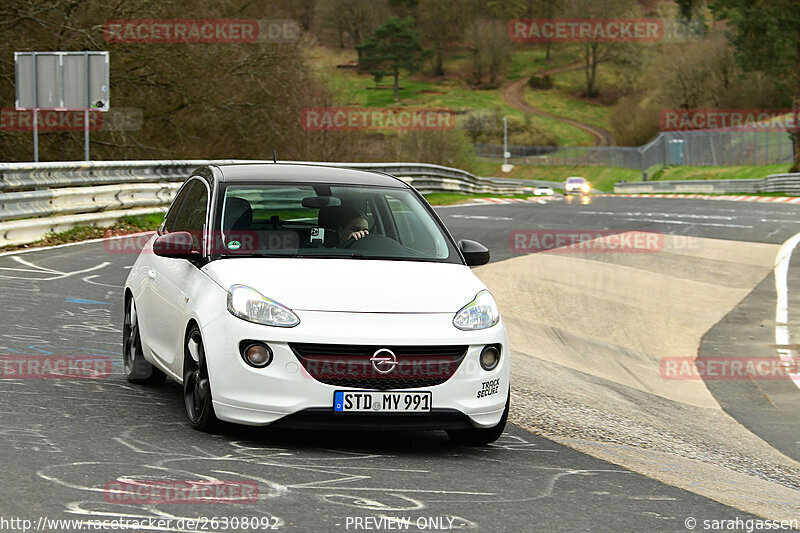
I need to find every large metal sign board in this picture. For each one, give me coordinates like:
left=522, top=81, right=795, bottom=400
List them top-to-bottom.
left=14, top=51, right=110, bottom=161
left=15, top=51, right=109, bottom=111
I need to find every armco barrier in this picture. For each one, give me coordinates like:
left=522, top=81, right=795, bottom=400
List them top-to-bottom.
left=0, top=160, right=537, bottom=247
left=0, top=160, right=530, bottom=194
left=614, top=173, right=800, bottom=194
left=0, top=183, right=181, bottom=222
left=0, top=207, right=167, bottom=247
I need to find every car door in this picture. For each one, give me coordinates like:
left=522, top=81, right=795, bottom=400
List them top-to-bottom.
left=144, top=178, right=211, bottom=374
left=135, top=180, right=191, bottom=364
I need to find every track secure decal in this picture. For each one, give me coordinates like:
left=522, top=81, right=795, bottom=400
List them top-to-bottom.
left=477, top=379, right=500, bottom=398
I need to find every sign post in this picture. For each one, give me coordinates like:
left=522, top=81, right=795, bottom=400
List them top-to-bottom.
left=14, top=51, right=110, bottom=162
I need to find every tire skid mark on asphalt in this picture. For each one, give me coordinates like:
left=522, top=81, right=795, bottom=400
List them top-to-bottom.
left=0, top=207, right=772, bottom=530
left=33, top=421, right=597, bottom=528
left=425, top=468, right=634, bottom=505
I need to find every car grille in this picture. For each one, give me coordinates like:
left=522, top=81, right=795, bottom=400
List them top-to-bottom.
left=289, top=343, right=468, bottom=390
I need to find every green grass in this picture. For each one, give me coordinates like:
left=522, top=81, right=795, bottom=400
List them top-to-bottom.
left=311, top=46, right=596, bottom=146
left=506, top=46, right=581, bottom=80
left=555, top=63, right=626, bottom=97
left=522, top=87, right=610, bottom=131
left=468, top=162, right=796, bottom=192
left=469, top=162, right=640, bottom=192
left=648, top=164, right=790, bottom=181
left=423, top=192, right=531, bottom=205
left=119, top=213, right=166, bottom=229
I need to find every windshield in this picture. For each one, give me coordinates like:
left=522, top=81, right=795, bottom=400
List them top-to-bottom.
left=213, top=182, right=459, bottom=263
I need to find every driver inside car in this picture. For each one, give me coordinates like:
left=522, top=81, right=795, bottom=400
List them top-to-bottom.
left=318, top=205, right=370, bottom=246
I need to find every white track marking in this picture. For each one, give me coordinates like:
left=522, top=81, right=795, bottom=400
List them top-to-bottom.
left=433, top=203, right=488, bottom=209
left=578, top=210, right=736, bottom=220
left=449, top=215, right=513, bottom=221
left=617, top=217, right=752, bottom=228
left=760, top=218, right=800, bottom=224
left=774, top=232, right=800, bottom=390
left=0, top=257, right=110, bottom=281
left=82, top=275, right=124, bottom=288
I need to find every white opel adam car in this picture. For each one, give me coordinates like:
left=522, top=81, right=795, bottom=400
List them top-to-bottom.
left=123, top=164, right=510, bottom=445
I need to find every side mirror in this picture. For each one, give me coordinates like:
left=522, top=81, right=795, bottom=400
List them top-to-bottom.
left=153, top=231, right=198, bottom=258
left=458, top=239, right=490, bottom=266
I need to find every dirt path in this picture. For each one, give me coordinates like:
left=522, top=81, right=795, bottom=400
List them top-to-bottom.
left=500, top=62, right=616, bottom=146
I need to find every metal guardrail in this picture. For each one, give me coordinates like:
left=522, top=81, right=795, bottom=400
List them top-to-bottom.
left=477, top=130, right=795, bottom=169
left=0, top=160, right=537, bottom=247
left=0, top=160, right=526, bottom=193
left=614, top=173, right=800, bottom=194
left=759, top=173, right=800, bottom=194
left=0, top=183, right=180, bottom=222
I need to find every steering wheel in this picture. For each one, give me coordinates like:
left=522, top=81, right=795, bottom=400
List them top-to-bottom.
left=343, top=233, right=373, bottom=248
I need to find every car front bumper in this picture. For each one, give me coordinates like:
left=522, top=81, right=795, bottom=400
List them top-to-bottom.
left=201, top=309, right=511, bottom=430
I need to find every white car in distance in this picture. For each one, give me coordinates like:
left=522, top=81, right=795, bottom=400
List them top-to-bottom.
left=564, top=177, right=590, bottom=194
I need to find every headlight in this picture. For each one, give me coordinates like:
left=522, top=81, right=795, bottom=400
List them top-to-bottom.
left=581, top=183, right=590, bottom=192
left=227, top=284, right=300, bottom=327
left=453, top=290, right=500, bottom=330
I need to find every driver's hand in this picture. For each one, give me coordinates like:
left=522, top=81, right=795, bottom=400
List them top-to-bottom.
left=348, top=230, right=369, bottom=241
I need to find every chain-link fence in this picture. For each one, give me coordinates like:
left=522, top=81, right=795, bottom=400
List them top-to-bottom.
left=476, top=130, right=795, bottom=169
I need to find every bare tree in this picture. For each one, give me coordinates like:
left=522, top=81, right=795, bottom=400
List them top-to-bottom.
left=0, top=0, right=371, bottom=162
left=314, top=0, right=388, bottom=48
left=417, top=0, right=464, bottom=76
left=462, top=0, right=524, bottom=86
left=530, top=0, right=565, bottom=61
left=564, top=0, right=638, bottom=97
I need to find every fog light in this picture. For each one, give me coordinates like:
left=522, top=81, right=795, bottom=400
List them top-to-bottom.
left=241, top=342, right=273, bottom=368
left=480, top=345, right=501, bottom=371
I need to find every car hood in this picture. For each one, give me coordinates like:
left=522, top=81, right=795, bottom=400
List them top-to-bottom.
left=202, top=258, right=486, bottom=313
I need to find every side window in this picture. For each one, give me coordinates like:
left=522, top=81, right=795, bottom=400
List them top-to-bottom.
left=168, top=180, right=209, bottom=252
left=162, top=181, right=194, bottom=232
left=171, top=181, right=208, bottom=233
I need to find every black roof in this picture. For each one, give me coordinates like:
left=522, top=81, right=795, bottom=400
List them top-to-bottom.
left=209, top=163, right=409, bottom=188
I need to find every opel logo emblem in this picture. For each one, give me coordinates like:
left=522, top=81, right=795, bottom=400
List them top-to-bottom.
left=370, top=348, right=397, bottom=374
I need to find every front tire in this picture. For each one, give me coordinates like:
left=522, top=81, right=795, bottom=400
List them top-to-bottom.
left=123, top=296, right=166, bottom=385
left=183, top=325, right=220, bottom=431
left=447, top=393, right=509, bottom=446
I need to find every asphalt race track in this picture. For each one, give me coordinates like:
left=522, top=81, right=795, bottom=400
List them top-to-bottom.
left=0, top=196, right=798, bottom=532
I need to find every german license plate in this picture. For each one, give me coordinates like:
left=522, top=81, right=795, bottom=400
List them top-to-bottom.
left=333, top=391, right=431, bottom=413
